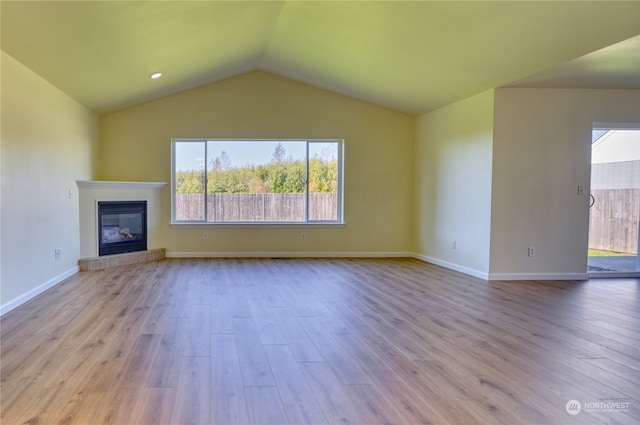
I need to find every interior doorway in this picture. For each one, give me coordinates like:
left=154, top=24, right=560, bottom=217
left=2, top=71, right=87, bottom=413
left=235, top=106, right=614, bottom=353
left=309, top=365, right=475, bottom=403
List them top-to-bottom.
left=588, top=124, right=640, bottom=277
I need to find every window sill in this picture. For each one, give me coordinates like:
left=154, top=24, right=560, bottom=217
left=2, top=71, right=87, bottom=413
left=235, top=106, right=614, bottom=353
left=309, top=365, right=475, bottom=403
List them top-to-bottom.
left=170, top=222, right=345, bottom=228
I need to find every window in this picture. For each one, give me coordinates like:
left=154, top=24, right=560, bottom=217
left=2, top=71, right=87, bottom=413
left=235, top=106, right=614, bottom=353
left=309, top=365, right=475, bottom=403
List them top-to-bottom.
left=172, top=139, right=343, bottom=224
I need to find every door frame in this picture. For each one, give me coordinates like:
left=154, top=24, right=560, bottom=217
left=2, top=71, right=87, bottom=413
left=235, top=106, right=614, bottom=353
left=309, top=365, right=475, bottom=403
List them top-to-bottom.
left=588, top=122, right=640, bottom=278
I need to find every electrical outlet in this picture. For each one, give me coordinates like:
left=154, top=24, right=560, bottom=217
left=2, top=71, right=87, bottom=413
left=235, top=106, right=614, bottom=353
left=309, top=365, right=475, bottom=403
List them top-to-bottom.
left=202, top=232, right=208, bottom=240
left=300, top=232, right=306, bottom=240
left=451, top=240, right=456, bottom=250
left=528, top=246, right=535, bottom=257
left=54, top=248, right=62, bottom=259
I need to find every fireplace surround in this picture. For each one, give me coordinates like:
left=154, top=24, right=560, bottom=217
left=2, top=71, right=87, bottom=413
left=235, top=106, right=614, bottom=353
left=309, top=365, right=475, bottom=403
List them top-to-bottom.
left=77, top=180, right=166, bottom=264
left=98, top=200, right=147, bottom=256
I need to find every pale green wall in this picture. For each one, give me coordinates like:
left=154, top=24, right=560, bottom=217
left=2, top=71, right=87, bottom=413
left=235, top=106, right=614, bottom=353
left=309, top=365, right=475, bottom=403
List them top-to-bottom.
left=0, top=51, right=98, bottom=311
left=99, top=71, right=415, bottom=255
left=490, top=88, right=640, bottom=278
left=414, top=90, right=494, bottom=277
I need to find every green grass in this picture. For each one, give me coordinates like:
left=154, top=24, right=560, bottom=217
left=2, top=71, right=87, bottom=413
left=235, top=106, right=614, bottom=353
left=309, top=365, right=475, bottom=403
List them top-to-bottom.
left=588, top=249, right=634, bottom=257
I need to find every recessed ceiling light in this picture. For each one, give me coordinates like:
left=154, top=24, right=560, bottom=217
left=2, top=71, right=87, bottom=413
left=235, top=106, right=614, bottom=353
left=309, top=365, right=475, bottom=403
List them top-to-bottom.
left=149, top=72, right=162, bottom=79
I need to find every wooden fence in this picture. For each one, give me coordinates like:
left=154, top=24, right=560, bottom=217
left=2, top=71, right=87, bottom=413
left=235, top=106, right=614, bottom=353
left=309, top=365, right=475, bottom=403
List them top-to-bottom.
left=589, top=189, right=640, bottom=254
left=175, top=193, right=337, bottom=222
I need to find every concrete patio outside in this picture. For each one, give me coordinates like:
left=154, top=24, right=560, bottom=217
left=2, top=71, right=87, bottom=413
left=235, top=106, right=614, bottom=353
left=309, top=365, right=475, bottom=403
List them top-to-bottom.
left=588, top=255, right=639, bottom=272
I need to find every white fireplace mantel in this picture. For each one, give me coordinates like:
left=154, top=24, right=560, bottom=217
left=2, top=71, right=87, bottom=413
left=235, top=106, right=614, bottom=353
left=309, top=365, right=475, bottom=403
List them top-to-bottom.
left=77, top=180, right=167, bottom=259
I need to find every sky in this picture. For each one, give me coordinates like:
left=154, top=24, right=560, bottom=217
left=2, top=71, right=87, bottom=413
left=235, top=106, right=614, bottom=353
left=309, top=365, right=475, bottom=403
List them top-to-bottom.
left=174, top=140, right=335, bottom=171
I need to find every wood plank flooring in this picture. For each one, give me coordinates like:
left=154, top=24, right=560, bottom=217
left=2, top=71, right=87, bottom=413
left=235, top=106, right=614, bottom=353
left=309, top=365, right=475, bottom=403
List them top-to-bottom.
left=1, top=258, right=639, bottom=424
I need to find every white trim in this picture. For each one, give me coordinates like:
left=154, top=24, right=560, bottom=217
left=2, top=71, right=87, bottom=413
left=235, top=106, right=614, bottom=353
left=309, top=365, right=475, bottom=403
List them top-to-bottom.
left=171, top=139, right=344, bottom=224
left=76, top=180, right=167, bottom=190
left=169, top=222, right=345, bottom=228
left=166, top=251, right=413, bottom=258
left=168, top=252, right=588, bottom=282
left=411, top=254, right=589, bottom=281
left=412, top=254, right=489, bottom=280
left=0, top=255, right=594, bottom=317
left=0, top=266, right=79, bottom=316
left=488, top=272, right=588, bottom=281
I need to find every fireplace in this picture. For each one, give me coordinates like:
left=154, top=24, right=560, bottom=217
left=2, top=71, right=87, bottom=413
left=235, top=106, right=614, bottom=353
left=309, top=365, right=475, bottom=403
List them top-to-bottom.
left=98, top=200, right=147, bottom=256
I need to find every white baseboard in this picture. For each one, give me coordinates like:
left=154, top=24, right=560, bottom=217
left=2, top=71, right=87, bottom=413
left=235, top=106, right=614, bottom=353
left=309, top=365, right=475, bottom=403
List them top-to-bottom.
left=166, top=251, right=414, bottom=258
left=167, top=251, right=495, bottom=281
left=411, top=254, right=489, bottom=280
left=411, top=254, right=590, bottom=281
left=0, top=256, right=593, bottom=317
left=0, top=266, right=79, bottom=316
left=488, top=272, right=589, bottom=281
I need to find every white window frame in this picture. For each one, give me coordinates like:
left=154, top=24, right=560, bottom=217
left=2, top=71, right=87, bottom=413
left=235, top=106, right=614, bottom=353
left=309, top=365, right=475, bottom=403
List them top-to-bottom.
left=171, top=138, right=344, bottom=225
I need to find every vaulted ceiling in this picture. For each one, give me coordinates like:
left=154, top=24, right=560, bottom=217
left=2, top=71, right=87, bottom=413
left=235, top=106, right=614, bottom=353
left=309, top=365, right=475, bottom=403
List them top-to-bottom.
left=2, top=1, right=640, bottom=116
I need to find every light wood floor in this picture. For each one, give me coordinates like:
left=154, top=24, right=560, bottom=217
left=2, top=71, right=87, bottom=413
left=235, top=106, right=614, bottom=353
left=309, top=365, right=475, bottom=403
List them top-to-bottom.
left=2, top=258, right=639, bottom=425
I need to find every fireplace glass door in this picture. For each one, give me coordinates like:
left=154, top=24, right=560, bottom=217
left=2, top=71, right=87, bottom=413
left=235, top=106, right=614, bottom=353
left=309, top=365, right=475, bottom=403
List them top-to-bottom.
left=98, top=201, right=147, bottom=256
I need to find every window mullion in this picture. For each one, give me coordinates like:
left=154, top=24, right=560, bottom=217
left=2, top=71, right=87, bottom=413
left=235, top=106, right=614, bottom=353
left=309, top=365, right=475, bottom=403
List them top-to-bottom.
left=203, top=141, right=208, bottom=222
left=305, top=141, right=310, bottom=222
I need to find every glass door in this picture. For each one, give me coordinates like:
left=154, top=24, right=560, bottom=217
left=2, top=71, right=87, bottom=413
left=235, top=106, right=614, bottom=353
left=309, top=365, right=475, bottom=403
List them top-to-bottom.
left=588, top=126, right=640, bottom=277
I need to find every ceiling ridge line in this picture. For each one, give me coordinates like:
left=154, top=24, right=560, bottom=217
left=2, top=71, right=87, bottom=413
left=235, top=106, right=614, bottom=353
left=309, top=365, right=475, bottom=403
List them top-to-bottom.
left=257, top=0, right=288, bottom=71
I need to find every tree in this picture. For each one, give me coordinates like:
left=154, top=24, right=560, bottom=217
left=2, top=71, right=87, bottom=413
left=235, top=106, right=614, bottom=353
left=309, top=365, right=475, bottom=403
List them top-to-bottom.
left=272, top=143, right=286, bottom=163
left=183, top=147, right=335, bottom=195
left=210, top=150, right=231, bottom=171
left=309, top=156, right=337, bottom=193
left=175, top=170, right=204, bottom=194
